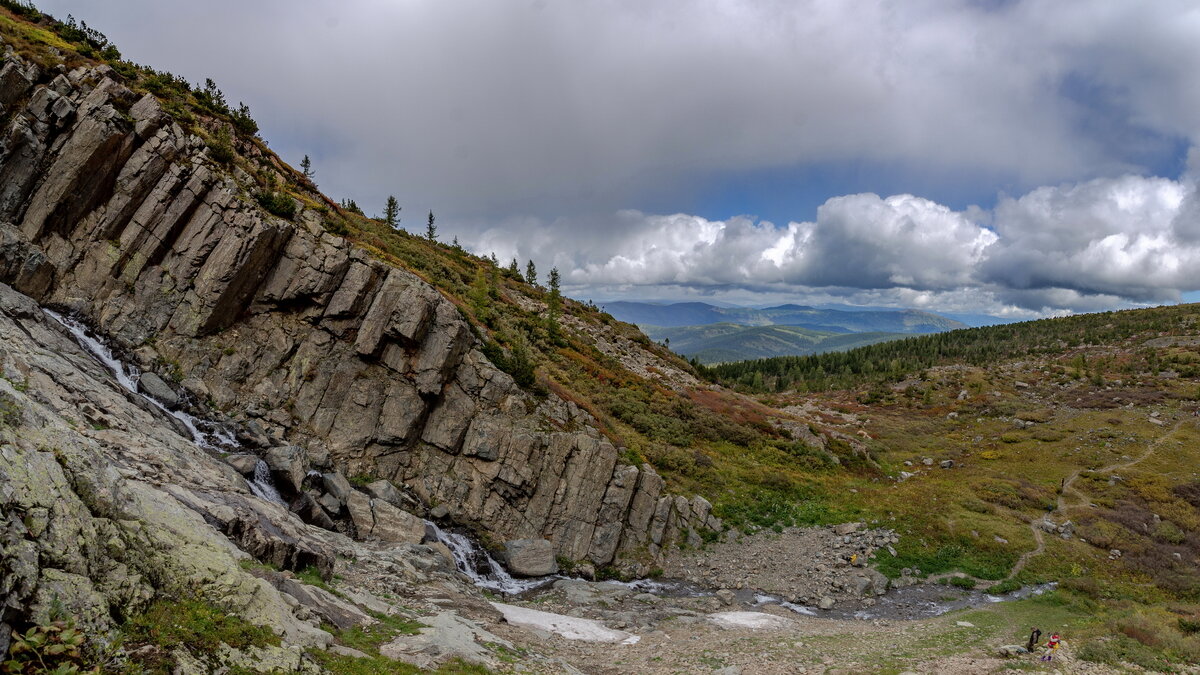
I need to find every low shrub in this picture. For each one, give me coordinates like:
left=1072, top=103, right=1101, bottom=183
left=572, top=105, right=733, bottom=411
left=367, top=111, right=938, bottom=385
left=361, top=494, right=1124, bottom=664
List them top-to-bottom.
left=255, top=190, right=297, bottom=219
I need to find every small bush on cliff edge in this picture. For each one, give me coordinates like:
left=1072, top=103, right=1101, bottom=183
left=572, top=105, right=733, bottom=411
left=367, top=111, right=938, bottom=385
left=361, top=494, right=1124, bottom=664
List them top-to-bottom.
left=255, top=190, right=297, bottom=219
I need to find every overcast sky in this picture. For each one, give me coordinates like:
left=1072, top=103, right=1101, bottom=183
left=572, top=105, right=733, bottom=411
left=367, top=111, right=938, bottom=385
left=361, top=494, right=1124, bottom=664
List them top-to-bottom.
left=37, top=0, right=1200, bottom=317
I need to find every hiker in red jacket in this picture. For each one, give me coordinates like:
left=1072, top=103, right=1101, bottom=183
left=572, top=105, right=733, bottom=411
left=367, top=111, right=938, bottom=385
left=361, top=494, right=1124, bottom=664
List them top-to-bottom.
left=1040, top=633, right=1061, bottom=661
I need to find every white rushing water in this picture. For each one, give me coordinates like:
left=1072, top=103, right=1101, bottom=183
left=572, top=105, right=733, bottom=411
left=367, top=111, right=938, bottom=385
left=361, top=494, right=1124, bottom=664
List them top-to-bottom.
left=43, top=308, right=285, bottom=504
left=45, top=309, right=237, bottom=450
left=248, top=459, right=286, bottom=505
left=426, top=521, right=557, bottom=595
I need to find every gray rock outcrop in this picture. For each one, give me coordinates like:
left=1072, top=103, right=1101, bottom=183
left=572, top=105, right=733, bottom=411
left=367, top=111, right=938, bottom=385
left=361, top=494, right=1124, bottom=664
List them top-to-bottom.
left=0, top=51, right=719, bottom=568
left=503, top=539, right=558, bottom=577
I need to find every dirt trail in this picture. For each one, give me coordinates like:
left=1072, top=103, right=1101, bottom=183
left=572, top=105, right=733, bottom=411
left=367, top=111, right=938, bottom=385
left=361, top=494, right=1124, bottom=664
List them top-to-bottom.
left=1006, top=417, right=1187, bottom=580
left=1058, top=417, right=1185, bottom=511
left=953, top=418, right=1187, bottom=589
left=1004, top=519, right=1045, bottom=583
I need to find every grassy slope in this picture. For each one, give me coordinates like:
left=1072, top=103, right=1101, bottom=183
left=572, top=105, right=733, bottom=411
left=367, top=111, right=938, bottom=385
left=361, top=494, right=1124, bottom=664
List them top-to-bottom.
left=758, top=325, right=1200, bottom=669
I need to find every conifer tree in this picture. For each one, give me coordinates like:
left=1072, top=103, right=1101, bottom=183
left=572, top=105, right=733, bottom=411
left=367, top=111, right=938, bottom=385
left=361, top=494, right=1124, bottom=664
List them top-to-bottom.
left=300, top=155, right=313, bottom=179
left=384, top=196, right=400, bottom=228
left=426, top=210, right=437, bottom=241
left=508, top=258, right=522, bottom=280
left=525, top=260, right=537, bottom=286
left=547, top=267, right=562, bottom=342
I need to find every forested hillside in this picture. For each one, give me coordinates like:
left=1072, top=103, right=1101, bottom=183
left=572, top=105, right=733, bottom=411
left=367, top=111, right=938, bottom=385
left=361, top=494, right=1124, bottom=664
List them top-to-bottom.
left=703, top=304, right=1200, bottom=393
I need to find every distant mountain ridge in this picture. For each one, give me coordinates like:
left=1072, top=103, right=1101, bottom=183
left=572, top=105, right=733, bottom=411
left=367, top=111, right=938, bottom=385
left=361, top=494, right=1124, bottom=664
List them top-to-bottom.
left=602, top=301, right=967, bottom=333
left=603, top=301, right=969, bottom=364
left=640, top=323, right=906, bottom=364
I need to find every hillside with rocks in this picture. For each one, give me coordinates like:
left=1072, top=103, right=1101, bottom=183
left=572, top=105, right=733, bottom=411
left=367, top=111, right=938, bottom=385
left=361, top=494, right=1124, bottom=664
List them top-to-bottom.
left=3, top=5, right=1200, bottom=675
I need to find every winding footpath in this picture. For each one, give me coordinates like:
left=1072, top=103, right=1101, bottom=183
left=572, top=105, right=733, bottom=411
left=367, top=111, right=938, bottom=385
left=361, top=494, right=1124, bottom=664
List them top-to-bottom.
left=967, top=417, right=1188, bottom=589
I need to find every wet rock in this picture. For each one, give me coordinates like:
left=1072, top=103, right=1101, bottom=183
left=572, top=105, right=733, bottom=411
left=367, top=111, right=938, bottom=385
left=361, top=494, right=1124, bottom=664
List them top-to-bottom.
left=137, top=371, right=179, bottom=407
left=264, top=446, right=307, bottom=494
left=225, top=453, right=260, bottom=476
left=503, top=539, right=558, bottom=577
left=715, top=589, right=735, bottom=606
left=818, top=596, right=835, bottom=610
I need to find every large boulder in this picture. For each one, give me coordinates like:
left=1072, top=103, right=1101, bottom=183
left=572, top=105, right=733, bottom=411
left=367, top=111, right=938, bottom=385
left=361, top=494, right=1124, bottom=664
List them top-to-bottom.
left=137, top=371, right=179, bottom=407
left=264, top=446, right=307, bottom=493
left=225, top=453, right=260, bottom=476
left=321, top=471, right=352, bottom=504
left=346, top=491, right=425, bottom=544
left=502, top=539, right=557, bottom=577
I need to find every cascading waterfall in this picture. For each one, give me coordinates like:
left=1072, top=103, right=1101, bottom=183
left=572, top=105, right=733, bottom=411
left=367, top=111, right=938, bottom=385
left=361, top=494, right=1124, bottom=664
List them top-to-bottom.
left=43, top=308, right=285, bottom=504
left=248, top=460, right=286, bottom=505
left=425, top=520, right=557, bottom=594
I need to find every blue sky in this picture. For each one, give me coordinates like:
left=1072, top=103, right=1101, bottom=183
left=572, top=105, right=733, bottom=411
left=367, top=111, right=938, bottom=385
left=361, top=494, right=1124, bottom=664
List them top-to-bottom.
left=36, top=0, right=1200, bottom=318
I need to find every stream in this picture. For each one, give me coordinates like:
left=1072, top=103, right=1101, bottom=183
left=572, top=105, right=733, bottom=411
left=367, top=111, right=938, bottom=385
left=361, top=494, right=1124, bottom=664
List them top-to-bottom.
left=44, top=308, right=284, bottom=504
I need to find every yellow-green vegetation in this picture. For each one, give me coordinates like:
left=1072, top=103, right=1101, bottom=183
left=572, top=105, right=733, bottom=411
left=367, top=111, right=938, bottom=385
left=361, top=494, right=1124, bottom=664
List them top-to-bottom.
left=757, top=320, right=1200, bottom=667
left=121, top=597, right=281, bottom=673
left=307, top=611, right=497, bottom=675
left=325, top=611, right=424, bottom=654
left=308, top=651, right=492, bottom=675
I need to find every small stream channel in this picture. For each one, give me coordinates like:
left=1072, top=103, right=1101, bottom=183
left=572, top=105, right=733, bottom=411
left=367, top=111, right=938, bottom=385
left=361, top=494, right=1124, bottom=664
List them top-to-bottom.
left=43, top=307, right=1056, bottom=622
left=44, top=308, right=284, bottom=505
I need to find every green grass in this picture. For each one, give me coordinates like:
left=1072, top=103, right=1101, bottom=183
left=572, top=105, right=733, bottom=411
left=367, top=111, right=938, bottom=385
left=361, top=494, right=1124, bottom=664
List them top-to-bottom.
left=122, top=597, right=280, bottom=673
left=331, top=611, right=424, bottom=654
left=308, top=652, right=492, bottom=675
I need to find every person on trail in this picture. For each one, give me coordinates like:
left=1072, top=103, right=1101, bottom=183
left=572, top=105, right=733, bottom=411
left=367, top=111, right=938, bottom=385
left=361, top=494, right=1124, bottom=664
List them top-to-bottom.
left=1026, top=627, right=1042, bottom=651
left=1040, top=633, right=1061, bottom=661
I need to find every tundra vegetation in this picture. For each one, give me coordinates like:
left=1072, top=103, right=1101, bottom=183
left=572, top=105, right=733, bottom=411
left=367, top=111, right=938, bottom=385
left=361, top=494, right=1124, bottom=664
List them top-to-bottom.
left=4, top=1, right=1200, bottom=670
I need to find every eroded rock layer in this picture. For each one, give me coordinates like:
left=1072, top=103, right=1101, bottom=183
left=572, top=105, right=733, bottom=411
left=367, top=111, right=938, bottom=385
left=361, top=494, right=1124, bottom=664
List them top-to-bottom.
left=0, top=51, right=715, bottom=568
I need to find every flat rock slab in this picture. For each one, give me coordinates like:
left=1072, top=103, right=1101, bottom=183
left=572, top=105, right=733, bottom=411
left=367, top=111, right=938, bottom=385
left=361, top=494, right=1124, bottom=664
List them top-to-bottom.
left=491, top=602, right=640, bottom=644
left=380, top=611, right=509, bottom=669
left=707, top=611, right=792, bottom=630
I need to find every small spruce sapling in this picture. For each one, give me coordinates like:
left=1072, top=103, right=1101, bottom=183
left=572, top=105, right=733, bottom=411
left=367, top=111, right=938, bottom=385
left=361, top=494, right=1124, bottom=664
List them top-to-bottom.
left=300, top=154, right=314, bottom=180
left=384, top=196, right=400, bottom=228
left=426, top=210, right=437, bottom=241
left=547, top=267, right=562, bottom=342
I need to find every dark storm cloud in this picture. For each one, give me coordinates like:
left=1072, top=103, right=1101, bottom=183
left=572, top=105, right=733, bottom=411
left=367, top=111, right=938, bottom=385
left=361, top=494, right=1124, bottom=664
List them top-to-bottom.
left=35, top=0, right=1200, bottom=313
left=37, top=1, right=1200, bottom=216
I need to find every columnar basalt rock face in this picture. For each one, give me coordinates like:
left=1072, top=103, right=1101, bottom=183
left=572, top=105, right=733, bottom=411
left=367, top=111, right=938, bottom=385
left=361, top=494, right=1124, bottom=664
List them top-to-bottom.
left=0, top=51, right=717, bottom=567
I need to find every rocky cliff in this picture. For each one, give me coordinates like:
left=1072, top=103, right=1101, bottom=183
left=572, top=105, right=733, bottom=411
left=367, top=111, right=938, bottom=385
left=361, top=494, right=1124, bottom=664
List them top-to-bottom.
left=0, top=44, right=718, bottom=573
